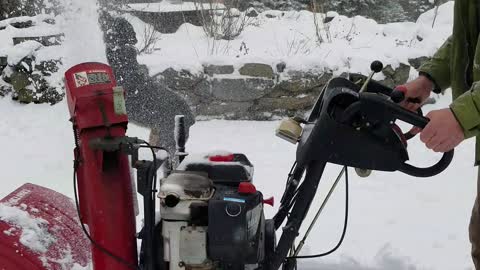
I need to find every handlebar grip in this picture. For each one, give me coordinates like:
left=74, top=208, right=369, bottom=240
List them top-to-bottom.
left=391, top=85, right=407, bottom=103
left=398, top=150, right=454, bottom=177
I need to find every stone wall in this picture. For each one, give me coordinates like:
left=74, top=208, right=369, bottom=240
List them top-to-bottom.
left=154, top=58, right=425, bottom=120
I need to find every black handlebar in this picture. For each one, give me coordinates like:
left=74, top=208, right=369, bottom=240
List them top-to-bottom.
left=358, top=93, right=454, bottom=178
left=399, top=150, right=454, bottom=177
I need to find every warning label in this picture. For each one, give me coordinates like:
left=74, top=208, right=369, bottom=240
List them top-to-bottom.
left=74, top=72, right=89, bottom=87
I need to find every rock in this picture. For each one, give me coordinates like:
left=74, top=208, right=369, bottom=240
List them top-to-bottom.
left=246, top=8, right=259, bottom=17
left=324, top=11, right=338, bottom=23
left=43, top=18, right=55, bottom=25
left=10, top=20, right=33, bottom=29
left=13, top=34, right=64, bottom=46
left=0, top=56, right=6, bottom=70
left=408, top=56, right=431, bottom=69
left=276, top=62, right=286, bottom=73
left=239, top=63, right=274, bottom=78
left=381, top=63, right=410, bottom=87
left=382, top=63, right=410, bottom=87
left=392, top=63, right=410, bottom=85
left=204, top=64, right=235, bottom=76
left=382, top=65, right=395, bottom=78
left=157, top=68, right=205, bottom=94
left=273, top=71, right=332, bottom=93
left=209, top=78, right=274, bottom=102
left=255, top=95, right=316, bottom=111
left=195, top=101, right=254, bottom=119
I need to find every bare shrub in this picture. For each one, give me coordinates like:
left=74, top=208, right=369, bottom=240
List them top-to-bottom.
left=194, top=0, right=254, bottom=40
left=138, top=23, right=161, bottom=54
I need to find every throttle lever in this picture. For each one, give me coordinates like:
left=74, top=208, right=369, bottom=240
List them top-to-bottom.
left=390, top=85, right=424, bottom=140
left=391, top=85, right=422, bottom=104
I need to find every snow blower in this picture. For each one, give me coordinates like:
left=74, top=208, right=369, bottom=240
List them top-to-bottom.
left=0, top=61, right=454, bottom=270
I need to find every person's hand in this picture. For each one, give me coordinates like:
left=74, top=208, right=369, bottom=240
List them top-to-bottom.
left=401, top=75, right=434, bottom=111
left=414, top=108, right=464, bottom=152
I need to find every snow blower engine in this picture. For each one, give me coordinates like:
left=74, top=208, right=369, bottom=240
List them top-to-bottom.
left=0, top=61, right=454, bottom=270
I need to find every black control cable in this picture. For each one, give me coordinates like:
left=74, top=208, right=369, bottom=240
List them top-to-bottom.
left=287, top=166, right=349, bottom=259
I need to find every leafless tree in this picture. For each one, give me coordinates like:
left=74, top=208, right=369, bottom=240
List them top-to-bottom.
left=138, top=23, right=161, bottom=54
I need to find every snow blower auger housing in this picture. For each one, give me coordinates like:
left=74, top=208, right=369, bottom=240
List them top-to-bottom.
left=0, top=61, right=454, bottom=270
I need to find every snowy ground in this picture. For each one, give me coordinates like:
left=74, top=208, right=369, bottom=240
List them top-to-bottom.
left=0, top=91, right=477, bottom=270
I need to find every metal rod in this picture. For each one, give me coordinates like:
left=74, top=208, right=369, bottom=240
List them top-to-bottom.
left=359, top=72, right=375, bottom=93
left=293, top=167, right=346, bottom=256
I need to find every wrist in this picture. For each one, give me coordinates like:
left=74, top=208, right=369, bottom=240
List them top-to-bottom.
left=418, top=72, right=441, bottom=94
left=417, top=75, right=434, bottom=94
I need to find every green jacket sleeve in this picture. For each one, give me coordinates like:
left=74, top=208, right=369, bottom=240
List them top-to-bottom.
left=418, top=36, right=453, bottom=93
left=450, top=82, right=480, bottom=139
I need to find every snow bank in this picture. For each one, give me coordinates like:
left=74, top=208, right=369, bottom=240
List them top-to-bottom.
left=55, top=0, right=107, bottom=68
left=129, top=1, right=454, bottom=76
left=6, top=40, right=43, bottom=66
left=0, top=203, right=56, bottom=253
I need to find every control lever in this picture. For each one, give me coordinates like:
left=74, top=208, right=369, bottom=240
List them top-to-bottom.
left=356, top=60, right=383, bottom=177
left=359, top=60, right=383, bottom=93
left=390, top=85, right=424, bottom=140
left=391, top=85, right=422, bottom=104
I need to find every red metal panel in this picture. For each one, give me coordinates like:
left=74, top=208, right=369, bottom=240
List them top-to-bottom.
left=0, top=183, right=91, bottom=270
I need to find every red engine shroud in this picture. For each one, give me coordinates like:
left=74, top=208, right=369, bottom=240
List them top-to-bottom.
left=0, top=184, right=90, bottom=270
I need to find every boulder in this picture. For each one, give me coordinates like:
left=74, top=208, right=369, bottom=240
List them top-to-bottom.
left=246, top=7, right=259, bottom=17
left=10, top=20, right=33, bottom=28
left=13, top=34, right=64, bottom=46
left=0, top=56, right=6, bottom=70
left=408, top=56, right=431, bottom=70
left=276, top=62, right=286, bottom=73
left=239, top=63, right=274, bottom=78
left=380, top=63, right=410, bottom=87
left=204, top=64, right=235, bottom=76
left=272, top=71, right=332, bottom=94
left=209, top=77, right=274, bottom=102
left=255, top=95, right=316, bottom=111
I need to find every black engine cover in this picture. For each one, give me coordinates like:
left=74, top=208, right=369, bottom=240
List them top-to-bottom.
left=208, top=185, right=265, bottom=264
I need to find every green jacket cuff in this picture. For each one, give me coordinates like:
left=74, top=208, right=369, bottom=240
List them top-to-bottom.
left=418, top=64, right=450, bottom=93
left=450, top=91, right=480, bottom=139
